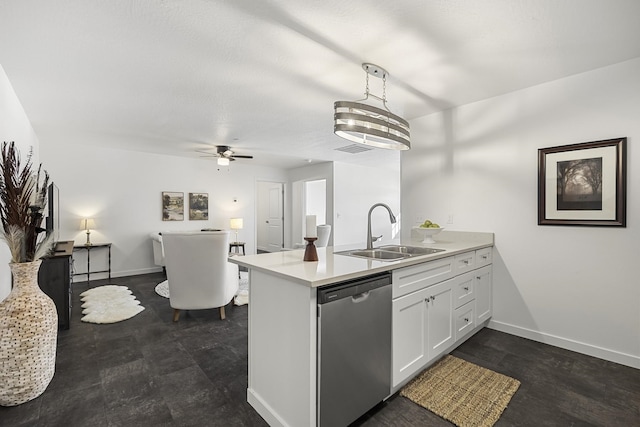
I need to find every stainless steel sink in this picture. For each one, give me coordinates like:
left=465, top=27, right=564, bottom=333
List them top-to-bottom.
left=335, top=245, right=445, bottom=262
left=378, top=245, right=445, bottom=255
left=346, top=249, right=408, bottom=260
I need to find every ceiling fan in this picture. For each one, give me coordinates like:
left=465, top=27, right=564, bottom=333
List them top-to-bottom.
left=197, top=145, right=254, bottom=165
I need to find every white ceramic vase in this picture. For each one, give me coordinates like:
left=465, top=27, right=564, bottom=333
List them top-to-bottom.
left=0, top=260, right=58, bottom=406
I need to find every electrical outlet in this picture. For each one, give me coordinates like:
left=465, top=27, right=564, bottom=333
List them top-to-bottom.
left=447, top=214, right=454, bottom=224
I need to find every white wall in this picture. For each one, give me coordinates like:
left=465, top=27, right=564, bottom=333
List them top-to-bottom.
left=402, top=58, right=640, bottom=368
left=0, top=65, right=41, bottom=301
left=40, top=141, right=287, bottom=278
left=333, top=161, right=401, bottom=247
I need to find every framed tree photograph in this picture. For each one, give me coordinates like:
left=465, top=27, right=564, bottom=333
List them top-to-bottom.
left=538, top=137, right=626, bottom=227
left=162, top=192, right=184, bottom=221
left=189, top=192, right=209, bottom=220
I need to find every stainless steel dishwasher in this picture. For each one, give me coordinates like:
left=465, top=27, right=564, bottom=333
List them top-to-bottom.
left=317, top=272, right=392, bottom=427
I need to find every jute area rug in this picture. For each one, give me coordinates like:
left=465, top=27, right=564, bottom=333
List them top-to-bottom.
left=80, top=285, right=145, bottom=324
left=401, top=355, right=520, bottom=427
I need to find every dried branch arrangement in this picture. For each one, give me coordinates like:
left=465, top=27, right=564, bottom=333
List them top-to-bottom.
left=0, top=141, right=54, bottom=263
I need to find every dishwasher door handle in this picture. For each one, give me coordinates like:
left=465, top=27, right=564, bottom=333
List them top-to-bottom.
left=351, top=292, right=370, bottom=303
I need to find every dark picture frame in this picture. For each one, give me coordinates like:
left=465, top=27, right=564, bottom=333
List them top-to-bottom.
left=538, top=137, right=626, bottom=227
left=162, top=192, right=184, bottom=221
left=189, top=192, right=209, bottom=220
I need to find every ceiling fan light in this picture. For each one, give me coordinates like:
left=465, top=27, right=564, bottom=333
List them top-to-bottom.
left=217, top=157, right=230, bottom=166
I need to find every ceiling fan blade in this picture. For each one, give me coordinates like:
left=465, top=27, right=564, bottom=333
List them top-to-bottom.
left=195, top=149, right=218, bottom=157
left=231, top=155, right=253, bottom=159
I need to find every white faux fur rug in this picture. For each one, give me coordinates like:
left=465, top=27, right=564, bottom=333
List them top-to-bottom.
left=154, top=272, right=249, bottom=306
left=80, top=285, right=145, bottom=324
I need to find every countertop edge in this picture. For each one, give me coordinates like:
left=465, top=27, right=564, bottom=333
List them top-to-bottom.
left=229, top=231, right=494, bottom=288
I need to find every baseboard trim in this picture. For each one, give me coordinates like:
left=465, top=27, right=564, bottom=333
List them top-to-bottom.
left=73, top=267, right=163, bottom=283
left=112, top=267, right=163, bottom=277
left=488, top=320, right=640, bottom=369
left=247, top=388, right=289, bottom=427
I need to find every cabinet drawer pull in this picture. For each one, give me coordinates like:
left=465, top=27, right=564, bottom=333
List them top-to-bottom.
left=482, top=255, right=488, bottom=259
left=462, top=260, right=469, bottom=265
left=476, top=276, right=481, bottom=280
left=463, top=286, right=469, bottom=291
left=464, top=317, right=469, bottom=322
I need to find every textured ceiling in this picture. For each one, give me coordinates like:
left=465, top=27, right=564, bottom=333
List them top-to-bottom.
left=1, top=0, right=640, bottom=169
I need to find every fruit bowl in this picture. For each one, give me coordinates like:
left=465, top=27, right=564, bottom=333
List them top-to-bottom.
left=413, top=226, right=444, bottom=244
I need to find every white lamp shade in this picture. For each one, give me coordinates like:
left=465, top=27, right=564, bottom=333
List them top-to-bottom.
left=218, top=157, right=230, bottom=166
left=81, top=218, right=95, bottom=231
left=230, top=218, right=243, bottom=230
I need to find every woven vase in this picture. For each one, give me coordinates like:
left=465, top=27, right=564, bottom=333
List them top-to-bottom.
left=0, top=260, right=58, bottom=406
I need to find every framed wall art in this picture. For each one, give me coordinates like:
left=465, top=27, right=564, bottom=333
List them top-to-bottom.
left=538, top=137, right=626, bottom=227
left=162, top=192, right=184, bottom=221
left=189, top=192, right=209, bottom=220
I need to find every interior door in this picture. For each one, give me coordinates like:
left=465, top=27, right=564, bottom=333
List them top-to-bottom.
left=257, top=181, right=284, bottom=252
left=266, top=183, right=284, bottom=252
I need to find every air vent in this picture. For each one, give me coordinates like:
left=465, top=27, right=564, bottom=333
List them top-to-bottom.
left=334, top=144, right=373, bottom=154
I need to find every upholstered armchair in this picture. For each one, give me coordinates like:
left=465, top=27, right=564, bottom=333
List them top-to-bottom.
left=162, top=231, right=239, bottom=321
left=150, top=232, right=165, bottom=267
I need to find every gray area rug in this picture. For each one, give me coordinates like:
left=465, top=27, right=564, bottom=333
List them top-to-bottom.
left=155, top=271, right=249, bottom=306
left=80, top=285, right=145, bottom=324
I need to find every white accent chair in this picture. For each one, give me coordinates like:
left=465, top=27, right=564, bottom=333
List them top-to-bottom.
left=162, top=231, right=239, bottom=322
left=150, top=232, right=165, bottom=267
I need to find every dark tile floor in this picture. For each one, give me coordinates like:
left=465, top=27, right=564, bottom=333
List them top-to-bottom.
left=1, top=272, right=638, bottom=426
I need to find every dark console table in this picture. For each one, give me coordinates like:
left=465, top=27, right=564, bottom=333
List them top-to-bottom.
left=38, top=241, right=74, bottom=330
left=73, top=242, right=112, bottom=286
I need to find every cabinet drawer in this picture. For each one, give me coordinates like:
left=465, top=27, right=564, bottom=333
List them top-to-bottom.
left=476, top=247, right=492, bottom=268
left=453, top=251, right=476, bottom=275
left=392, top=256, right=454, bottom=298
left=452, top=272, right=474, bottom=309
left=454, top=301, right=475, bottom=341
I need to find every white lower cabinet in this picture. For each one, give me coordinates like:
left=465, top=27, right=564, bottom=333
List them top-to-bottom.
left=392, top=249, right=493, bottom=388
left=475, top=265, right=493, bottom=324
left=392, top=280, right=453, bottom=387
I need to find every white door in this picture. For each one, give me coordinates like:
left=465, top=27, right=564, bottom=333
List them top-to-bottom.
left=257, top=181, right=284, bottom=252
left=267, top=183, right=284, bottom=252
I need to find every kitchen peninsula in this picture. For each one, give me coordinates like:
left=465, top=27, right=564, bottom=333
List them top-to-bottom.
left=229, top=230, right=494, bottom=427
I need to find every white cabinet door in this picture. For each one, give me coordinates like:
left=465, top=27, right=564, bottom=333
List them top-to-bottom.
left=475, top=265, right=493, bottom=324
left=451, top=271, right=474, bottom=309
left=425, top=280, right=454, bottom=359
left=392, top=288, right=429, bottom=387
left=454, top=301, right=475, bottom=341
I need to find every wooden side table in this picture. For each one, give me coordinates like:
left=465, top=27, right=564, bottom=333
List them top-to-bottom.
left=229, top=242, right=245, bottom=255
left=73, top=243, right=112, bottom=286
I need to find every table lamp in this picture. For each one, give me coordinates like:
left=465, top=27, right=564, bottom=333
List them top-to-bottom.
left=230, top=217, right=243, bottom=243
left=81, top=218, right=95, bottom=246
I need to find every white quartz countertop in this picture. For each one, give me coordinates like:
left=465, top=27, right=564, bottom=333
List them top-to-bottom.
left=228, top=231, right=494, bottom=288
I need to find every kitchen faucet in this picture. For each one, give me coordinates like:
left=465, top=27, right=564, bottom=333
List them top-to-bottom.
left=367, top=203, right=397, bottom=250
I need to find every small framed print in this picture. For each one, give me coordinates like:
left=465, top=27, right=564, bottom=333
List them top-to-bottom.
left=538, top=137, right=626, bottom=227
left=162, top=192, right=184, bottom=221
left=189, top=192, right=209, bottom=220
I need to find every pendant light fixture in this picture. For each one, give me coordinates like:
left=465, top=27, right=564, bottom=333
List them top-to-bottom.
left=334, top=63, right=410, bottom=150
